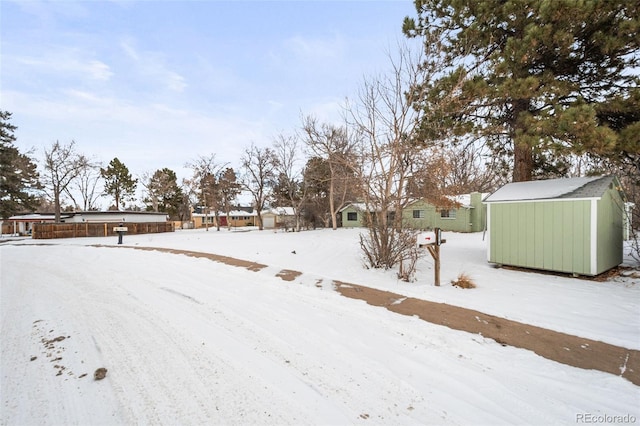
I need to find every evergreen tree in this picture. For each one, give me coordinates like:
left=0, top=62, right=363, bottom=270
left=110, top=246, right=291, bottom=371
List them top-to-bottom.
left=403, top=0, right=639, bottom=182
left=0, top=111, right=41, bottom=218
left=301, top=157, right=332, bottom=228
left=101, top=158, right=137, bottom=210
left=218, top=167, right=241, bottom=230
left=144, top=168, right=183, bottom=219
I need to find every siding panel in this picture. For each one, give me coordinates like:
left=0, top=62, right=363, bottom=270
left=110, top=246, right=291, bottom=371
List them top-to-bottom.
left=534, top=202, right=545, bottom=267
left=550, top=203, right=563, bottom=271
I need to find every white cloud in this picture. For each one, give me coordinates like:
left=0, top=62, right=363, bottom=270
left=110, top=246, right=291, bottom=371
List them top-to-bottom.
left=284, top=33, right=345, bottom=62
left=119, top=38, right=187, bottom=93
left=119, top=39, right=140, bottom=62
left=13, top=53, right=113, bottom=81
left=86, top=60, right=113, bottom=81
left=4, top=88, right=272, bottom=181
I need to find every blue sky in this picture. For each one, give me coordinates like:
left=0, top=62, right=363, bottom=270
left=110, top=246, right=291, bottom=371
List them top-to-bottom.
left=1, top=0, right=417, bottom=192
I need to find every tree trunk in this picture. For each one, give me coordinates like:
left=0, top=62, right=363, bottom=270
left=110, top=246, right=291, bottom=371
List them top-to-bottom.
left=513, top=142, right=533, bottom=182
left=329, top=178, right=337, bottom=230
left=54, top=189, right=61, bottom=223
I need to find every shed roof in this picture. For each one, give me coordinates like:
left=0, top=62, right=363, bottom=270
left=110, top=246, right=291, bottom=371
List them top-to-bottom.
left=484, top=176, right=616, bottom=203
left=264, top=207, right=296, bottom=216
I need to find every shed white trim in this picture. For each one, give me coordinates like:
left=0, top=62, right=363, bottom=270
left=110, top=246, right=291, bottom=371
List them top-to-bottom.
left=484, top=197, right=600, bottom=205
left=590, top=199, right=598, bottom=276
left=486, top=204, right=491, bottom=262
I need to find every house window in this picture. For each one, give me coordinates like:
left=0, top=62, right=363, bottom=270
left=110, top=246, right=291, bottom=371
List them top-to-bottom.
left=440, top=209, right=456, bottom=219
left=413, top=210, right=425, bottom=219
left=347, top=212, right=358, bottom=221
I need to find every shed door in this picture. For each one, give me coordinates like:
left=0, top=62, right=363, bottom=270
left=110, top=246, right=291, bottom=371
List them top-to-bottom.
left=263, top=216, right=275, bottom=228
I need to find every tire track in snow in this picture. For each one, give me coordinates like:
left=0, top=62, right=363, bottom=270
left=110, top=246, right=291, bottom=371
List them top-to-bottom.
left=106, top=244, right=640, bottom=386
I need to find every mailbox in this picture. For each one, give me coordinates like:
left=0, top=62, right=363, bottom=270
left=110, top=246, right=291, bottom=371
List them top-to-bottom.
left=114, top=224, right=128, bottom=244
left=417, top=231, right=437, bottom=247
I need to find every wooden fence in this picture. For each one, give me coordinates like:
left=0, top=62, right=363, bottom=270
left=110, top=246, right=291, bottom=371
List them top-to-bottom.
left=32, top=222, right=174, bottom=239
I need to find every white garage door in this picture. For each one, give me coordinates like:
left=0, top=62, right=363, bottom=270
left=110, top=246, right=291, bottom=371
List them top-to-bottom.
left=263, top=216, right=275, bottom=228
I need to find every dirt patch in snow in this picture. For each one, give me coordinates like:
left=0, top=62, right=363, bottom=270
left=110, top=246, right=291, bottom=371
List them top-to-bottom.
left=94, top=245, right=268, bottom=272
left=111, top=245, right=640, bottom=387
left=275, top=269, right=303, bottom=281
left=334, top=281, right=640, bottom=387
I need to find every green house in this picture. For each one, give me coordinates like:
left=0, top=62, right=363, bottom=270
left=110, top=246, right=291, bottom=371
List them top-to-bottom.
left=484, top=176, right=626, bottom=276
left=402, top=192, right=487, bottom=232
left=339, top=203, right=377, bottom=228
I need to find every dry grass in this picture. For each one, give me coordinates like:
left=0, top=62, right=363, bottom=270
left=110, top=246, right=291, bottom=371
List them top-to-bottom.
left=451, top=273, right=476, bottom=289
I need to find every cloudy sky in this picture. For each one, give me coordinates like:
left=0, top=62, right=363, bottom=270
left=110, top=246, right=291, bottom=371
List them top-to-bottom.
left=1, top=0, right=417, bottom=192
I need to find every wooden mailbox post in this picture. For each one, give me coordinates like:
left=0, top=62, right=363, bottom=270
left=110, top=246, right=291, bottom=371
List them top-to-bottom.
left=113, top=224, right=128, bottom=245
left=418, top=228, right=446, bottom=286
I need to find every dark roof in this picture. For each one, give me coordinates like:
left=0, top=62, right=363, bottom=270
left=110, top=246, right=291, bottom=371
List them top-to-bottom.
left=561, top=176, right=616, bottom=199
left=73, top=211, right=167, bottom=215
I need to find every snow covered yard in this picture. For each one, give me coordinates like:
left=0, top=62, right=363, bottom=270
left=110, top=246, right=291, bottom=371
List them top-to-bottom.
left=1, top=228, right=639, bottom=425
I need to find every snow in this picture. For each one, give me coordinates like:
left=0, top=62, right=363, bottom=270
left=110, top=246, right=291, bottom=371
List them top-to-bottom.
left=484, top=176, right=602, bottom=202
left=445, top=193, right=489, bottom=207
left=266, top=207, right=296, bottom=216
left=2, top=228, right=639, bottom=425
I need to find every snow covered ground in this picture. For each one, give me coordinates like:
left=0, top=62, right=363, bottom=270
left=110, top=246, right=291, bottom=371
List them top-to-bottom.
left=1, top=228, right=639, bottom=425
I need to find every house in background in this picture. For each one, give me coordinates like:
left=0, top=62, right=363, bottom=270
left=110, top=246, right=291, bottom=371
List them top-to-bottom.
left=484, top=175, right=626, bottom=276
left=403, top=192, right=487, bottom=232
left=339, top=193, right=486, bottom=232
left=339, top=203, right=373, bottom=228
left=191, top=206, right=257, bottom=228
left=261, top=207, right=296, bottom=229
left=223, top=209, right=257, bottom=227
left=3, top=211, right=168, bottom=236
left=62, top=211, right=168, bottom=223
left=2, top=213, right=61, bottom=235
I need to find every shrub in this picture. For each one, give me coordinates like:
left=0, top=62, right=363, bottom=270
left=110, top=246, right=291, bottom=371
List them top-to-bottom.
left=451, top=273, right=476, bottom=289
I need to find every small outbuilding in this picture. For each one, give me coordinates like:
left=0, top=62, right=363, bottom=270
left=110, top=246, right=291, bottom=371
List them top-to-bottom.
left=484, top=176, right=626, bottom=276
left=261, top=207, right=296, bottom=229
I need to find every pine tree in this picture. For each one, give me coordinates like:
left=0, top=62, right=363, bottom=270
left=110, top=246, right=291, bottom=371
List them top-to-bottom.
left=403, top=0, right=639, bottom=182
left=0, top=111, right=41, bottom=218
left=101, top=158, right=137, bottom=210
left=218, top=167, right=241, bottom=230
left=145, top=168, right=183, bottom=219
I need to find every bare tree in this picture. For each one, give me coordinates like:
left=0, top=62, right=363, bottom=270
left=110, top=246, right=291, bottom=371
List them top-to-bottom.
left=347, top=40, right=473, bottom=280
left=346, top=44, right=429, bottom=277
left=302, top=116, right=358, bottom=230
left=273, top=133, right=308, bottom=231
left=42, top=140, right=87, bottom=222
left=407, top=142, right=503, bottom=200
left=240, top=143, right=277, bottom=230
left=186, top=155, right=227, bottom=231
left=64, top=157, right=103, bottom=211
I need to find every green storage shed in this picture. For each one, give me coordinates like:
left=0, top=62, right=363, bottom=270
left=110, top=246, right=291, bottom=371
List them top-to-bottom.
left=484, top=176, right=626, bottom=276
